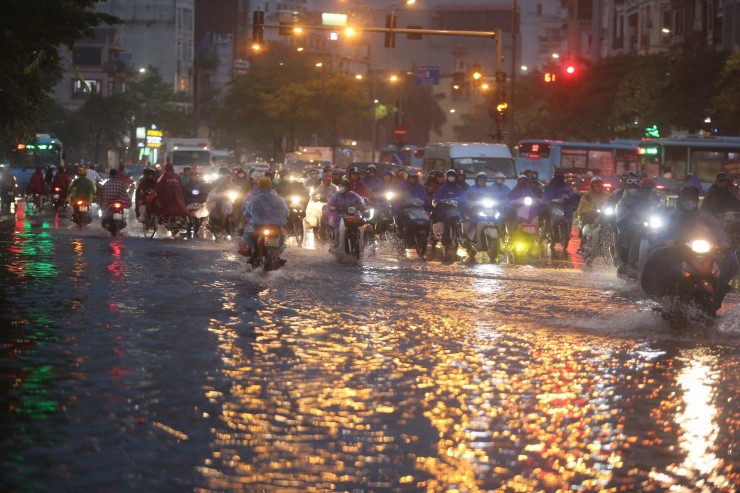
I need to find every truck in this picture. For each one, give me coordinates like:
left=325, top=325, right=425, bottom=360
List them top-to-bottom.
left=162, top=138, right=212, bottom=173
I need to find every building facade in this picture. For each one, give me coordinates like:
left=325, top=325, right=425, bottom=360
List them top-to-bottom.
left=96, top=0, right=195, bottom=99
left=53, top=28, right=133, bottom=111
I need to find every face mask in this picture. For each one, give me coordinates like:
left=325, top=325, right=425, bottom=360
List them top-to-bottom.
left=447, top=176, right=456, bottom=183
left=495, top=179, right=504, bottom=184
left=338, top=186, right=348, bottom=193
left=626, top=188, right=638, bottom=197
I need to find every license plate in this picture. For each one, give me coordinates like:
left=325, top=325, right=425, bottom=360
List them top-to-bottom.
left=53, top=194, right=60, bottom=199
left=79, top=206, right=88, bottom=212
left=113, top=213, right=123, bottom=220
left=264, top=236, right=279, bottom=247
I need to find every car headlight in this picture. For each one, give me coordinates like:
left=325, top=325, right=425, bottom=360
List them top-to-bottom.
left=227, top=191, right=238, bottom=202
left=385, top=192, right=395, bottom=201
left=291, top=195, right=300, bottom=205
left=524, top=197, right=533, bottom=206
left=480, top=199, right=495, bottom=208
left=603, top=206, right=614, bottom=216
left=648, top=216, right=663, bottom=229
left=690, top=239, right=711, bottom=254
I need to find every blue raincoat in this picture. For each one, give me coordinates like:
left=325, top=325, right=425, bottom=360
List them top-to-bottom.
left=433, top=182, right=465, bottom=202
left=459, top=184, right=496, bottom=221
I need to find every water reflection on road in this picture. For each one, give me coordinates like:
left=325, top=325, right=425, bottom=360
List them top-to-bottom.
left=0, top=204, right=738, bottom=492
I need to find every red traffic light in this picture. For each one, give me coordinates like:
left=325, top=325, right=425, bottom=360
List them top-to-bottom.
left=565, top=65, right=576, bottom=75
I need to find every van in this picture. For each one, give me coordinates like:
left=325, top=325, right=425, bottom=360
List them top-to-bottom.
left=422, top=142, right=517, bottom=187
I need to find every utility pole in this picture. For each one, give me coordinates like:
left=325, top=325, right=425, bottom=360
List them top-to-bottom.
left=508, top=0, right=518, bottom=149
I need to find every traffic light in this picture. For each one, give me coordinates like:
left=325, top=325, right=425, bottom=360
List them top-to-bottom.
left=252, top=10, right=265, bottom=44
left=384, top=13, right=396, bottom=48
left=471, top=64, right=482, bottom=88
left=565, top=64, right=576, bottom=75
left=544, top=72, right=556, bottom=83
left=492, top=92, right=508, bottom=123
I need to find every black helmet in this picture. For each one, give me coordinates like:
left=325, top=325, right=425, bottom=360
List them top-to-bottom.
left=349, top=166, right=361, bottom=175
left=109, top=168, right=118, bottom=178
left=144, top=168, right=155, bottom=176
left=553, top=168, right=565, bottom=178
left=434, top=170, right=444, bottom=177
left=716, top=172, right=728, bottom=182
left=339, top=178, right=351, bottom=189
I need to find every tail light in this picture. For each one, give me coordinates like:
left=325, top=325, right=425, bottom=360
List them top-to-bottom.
left=54, top=187, right=60, bottom=192
left=77, top=200, right=84, bottom=205
left=113, top=202, right=122, bottom=209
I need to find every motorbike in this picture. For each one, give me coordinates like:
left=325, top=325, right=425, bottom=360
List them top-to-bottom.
left=50, top=187, right=66, bottom=210
left=185, top=188, right=208, bottom=238
left=207, top=189, right=238, bottom=240
left=306, top=191, right=333, bottom=242
left=369, top=191, right=397, bottom=239
left=26, top=193, right=44, bottom=213
left=141, top=194, right=158, bottom=238
left=286, top=194, right=307, bottom=247
left=507, top=196, right=541, bottom=258
left=543, top=196, right=576, bottom=251
left=393, top=197, right=430, bottom=258
left=463, top=198, right=504, bottom=262
left=71, top=199, right=93, bottom=228
left=431, top=199, right=461, bottom=261
left=102, top=202, right=127, bottom=236
left=336, top=206, right=369, bottom=260
left=581, top=206, right=617, bottom=267
left=618, top=209, right=667, bottom=281
left=249, top=224, right=284, bottom=272
left=642, top=239, right=721, bottom=319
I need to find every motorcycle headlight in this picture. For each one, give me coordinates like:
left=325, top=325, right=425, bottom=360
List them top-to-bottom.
left=289, top=175, right=299, bottom=182
left=192, top=189, right=200, bottom=196
left=227, top=191, right=238, bottom=202
left=385, top=192, right=395, bottom=201
left=291, top=195, right=300, bottom=206
left=524, top=197, right=533, bottom=206
left=480, top=199, right=495, bottom=208
left=348, top=206, right=357, bottom=214
left=603, top=206, right=614, bottom=216
left=367, top=208, right=375, bottom=220
left=478, top=211, right=486, bottom=217
left=495, top=212, right=500, bottom=219
left=648, top=216, right=663, bottom=229
left=263, top=228, right=272, bottom=236
left=690, top=239, right=711, bottom=254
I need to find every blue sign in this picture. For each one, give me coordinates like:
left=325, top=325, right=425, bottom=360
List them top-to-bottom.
left=415, top=66, right=439, bottom=86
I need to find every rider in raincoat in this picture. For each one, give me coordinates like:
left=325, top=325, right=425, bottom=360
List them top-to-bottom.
left=243, top=177, right=290, bottom=253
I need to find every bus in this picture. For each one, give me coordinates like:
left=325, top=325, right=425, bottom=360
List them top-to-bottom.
left=9, top=134, right=64, bottom=170
left=633, top=135, right=740, bottom=187
left=515, top=140, right=639, bottom=180
left=422, top=142, right=517, bottom=187
left=379, top=145, right=424, bottom=169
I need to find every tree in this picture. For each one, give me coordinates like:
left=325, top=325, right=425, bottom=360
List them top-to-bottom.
left=0, top=1, right=117, bottom=156
left=711, top=51, right=740, bottom=134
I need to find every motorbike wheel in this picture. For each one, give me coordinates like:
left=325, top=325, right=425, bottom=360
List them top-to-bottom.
left=293, top=217, right=304, bottom=247
left=560, top=222, right=571, bottom=251
left=347, top=229, right=361, bottom=259
left=415, top=230, right=428, bottom=258
left=485, top=234, right=500, bottom=262
left=264, top=246, right=278, bottom=272
left=693, top=291, right=717, bottom=318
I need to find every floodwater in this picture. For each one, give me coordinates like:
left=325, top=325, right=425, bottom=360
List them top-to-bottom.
left=0, top=203, right=738, bottom=492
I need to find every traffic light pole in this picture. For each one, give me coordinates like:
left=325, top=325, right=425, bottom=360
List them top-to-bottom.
left=508, top=0, right=518, bottom=149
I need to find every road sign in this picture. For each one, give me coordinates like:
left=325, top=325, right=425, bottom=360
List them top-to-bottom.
left=415, top=66, right=439, bottom=86
left=393, top=125, right=408, bottom=140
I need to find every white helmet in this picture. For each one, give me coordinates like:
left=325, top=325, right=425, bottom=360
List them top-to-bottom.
left=475, top=172, right=488, bottom=180
left=493, top=172, right=506, bottom=179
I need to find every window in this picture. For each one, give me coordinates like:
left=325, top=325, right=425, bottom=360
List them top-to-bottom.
left=73, top=47, right=102, bottom=66
left=72, top=79, right=101, bottom=97
left=665, top=146, right=688, bottom=180
left=561, top=148, right=588, bottom=170
left=691, top=149, right=726, bottom=183
left=588, top=150, right=616, bottom=175
left=451, top=157, right=516, bottom=178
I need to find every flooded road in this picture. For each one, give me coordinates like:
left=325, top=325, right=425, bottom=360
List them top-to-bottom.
left=1, top=204, right=738, bottom=492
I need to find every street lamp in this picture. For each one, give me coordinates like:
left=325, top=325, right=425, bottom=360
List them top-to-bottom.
left=345, top=27, right=356, bottom=36
left=662, top=28, right=671, bottom=34
left=251, top=43, right=263, bottom=52
left=296, top=47, right=304, bottom=52
left=552, top=53, right=560, bottom=59
left=315, top=62, right=323, bottom=68
left=520, top=65, right=528, bottom=71
left=139, top=67, right=147, bottom=73
left=355, top=74, right=364, bottom=80
left=389, top=74, right=399, bottom=82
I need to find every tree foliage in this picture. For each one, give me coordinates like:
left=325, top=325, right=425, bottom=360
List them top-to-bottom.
left=0, top=0, right=117, bottom=155
left=456, top=51, right=737, bottom=143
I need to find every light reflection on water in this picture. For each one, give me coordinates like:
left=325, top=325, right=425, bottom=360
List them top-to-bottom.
left=0, top=205, right=738, bottom=492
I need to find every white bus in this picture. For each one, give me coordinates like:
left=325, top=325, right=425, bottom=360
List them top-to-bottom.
left=633, top=135, right=740, bottom=188
left=515, top=140, right=639, bottom=180
left=422, top=142, right=517, bottom=187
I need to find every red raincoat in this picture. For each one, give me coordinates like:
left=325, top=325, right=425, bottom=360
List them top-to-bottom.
left=153, top=163, right=188, bottom=217
left=51, top=169, right=72, bottom=195
left=26, top=170, right=47, bottom=195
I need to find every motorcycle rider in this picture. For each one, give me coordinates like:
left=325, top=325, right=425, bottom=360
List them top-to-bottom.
left=152, top=163, right=189, bottom=219
left=51, top=164, right=72, bottom=206
left=362, top=165, right=383, bottom=192
left=26, top=166, right=47, bottom=203
left=44, top=166, right=55, bottom=188
left=68, top=166, right=96, bottom=209
left=0, top=167, right=18, bottom=214
left=348, top=167, right=373, bottom=200
left=135, top=168, right=158, bottom=221
left=331, top=168, right=344, bottom=186
left=543, top=168, right=580, bottom=250
left=96, top=169, right=132, bottom=227
left=305, top=169, right=322, bottom=190
left=456, top=169, right=469, bottom=190
left=425, top=170, right=445, bottom=202
left=433, top=170, right=466, bottom=203
left=526, top=170, right=544, bottom=198
left=312, top=172, right=339, bottom=202
left=399, top=172, right=427, bottom=203
left=458, top=172, right=497, bottom=254
left=490, top=172, right=511, bottom=199
left=702, top=172, right=739, bottom=214
left=576, top=176, right=610, bottom=251
left=243, top=177, right=290, bottom=265
left=614, top=177, right=642, bottom=275
left=327, top=178, right=365, bottom=251
left=641, top=185, right=738, bottom=312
